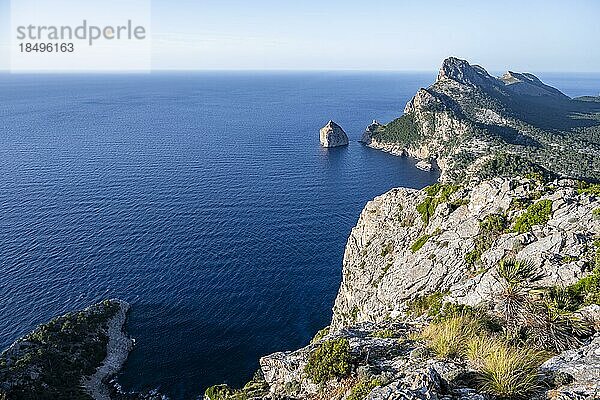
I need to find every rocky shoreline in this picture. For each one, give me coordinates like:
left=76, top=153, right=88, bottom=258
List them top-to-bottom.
left=82, top=300, right=134, bottom=400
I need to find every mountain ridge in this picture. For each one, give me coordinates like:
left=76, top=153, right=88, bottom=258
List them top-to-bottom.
left=362, top=57, right=600, bottom=183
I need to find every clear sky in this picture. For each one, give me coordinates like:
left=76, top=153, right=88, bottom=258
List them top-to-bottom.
left=1, top=0, right=599, bottom=72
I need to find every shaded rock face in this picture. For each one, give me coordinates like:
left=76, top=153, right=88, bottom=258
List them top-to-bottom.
left=363, top=57, right=600, bottom=183
left=320, top=120, right=349, bottom=148
left=360, top=120, right=384, bottom=145
left=331, top=177, right=600, bottom=330
left=541, top=333, right=600, bottom=398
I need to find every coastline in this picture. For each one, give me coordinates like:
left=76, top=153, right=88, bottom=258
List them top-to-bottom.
left=82, top=300, right=134, bottom=400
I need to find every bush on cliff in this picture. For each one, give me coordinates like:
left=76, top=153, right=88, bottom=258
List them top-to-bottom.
left=416, top=184, right=460, bottom=225
left=511, top=199, right=553, bottom=233
left=304, top=338, right=352, bottom=384
left=347, top=378, right=383, bottom=400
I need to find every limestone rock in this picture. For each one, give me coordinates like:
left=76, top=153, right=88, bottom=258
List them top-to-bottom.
left=365, top=57, right=600, bottom=183
left=320, top=120, right=349, bottom=148
left=331, top=177, right=600, bottom=330
left=259, top=322, right=485, bottom=400
left=540, top=334, right=600, bottom=398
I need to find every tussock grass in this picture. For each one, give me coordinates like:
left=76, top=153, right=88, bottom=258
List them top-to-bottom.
left=421, top=315, right=480, bottom=358
left=423, top=317, right=549, bottom=399
left=476, top=341, right=547, bottom=399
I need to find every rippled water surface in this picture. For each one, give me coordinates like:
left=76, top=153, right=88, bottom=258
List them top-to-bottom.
left=1, top=72, right=596, bottom=399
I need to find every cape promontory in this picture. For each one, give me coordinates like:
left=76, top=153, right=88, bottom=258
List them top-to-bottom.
left=361, top=57, right=600, bottom=183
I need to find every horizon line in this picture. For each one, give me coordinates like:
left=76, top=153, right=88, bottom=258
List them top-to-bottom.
left=2, top=68, right=600, bottom=75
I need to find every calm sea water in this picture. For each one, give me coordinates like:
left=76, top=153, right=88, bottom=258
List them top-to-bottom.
left=0, top=72, right=597, bottom=399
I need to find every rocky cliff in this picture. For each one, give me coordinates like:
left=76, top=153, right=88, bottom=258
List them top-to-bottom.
left=361, top=57, right=600, bottom=183
left=331, top=177, right=600, bottom=329
left=251, top=178, right=600, bottom=400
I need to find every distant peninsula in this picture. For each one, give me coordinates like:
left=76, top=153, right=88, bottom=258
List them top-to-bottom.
left=361, top=57, right=600, bottom=183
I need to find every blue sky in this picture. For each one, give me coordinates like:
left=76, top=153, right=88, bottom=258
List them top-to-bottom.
left=1, top=0, right=599, bottom=71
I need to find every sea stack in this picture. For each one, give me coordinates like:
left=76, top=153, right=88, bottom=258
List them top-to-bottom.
left=319, top=120, right=349, bottom=148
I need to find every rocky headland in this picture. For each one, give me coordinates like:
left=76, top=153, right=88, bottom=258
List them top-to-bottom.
left=360, top=57, right=600, bottom=183
left=320, top=121, right=349, bottom=148
left=0, top=300, right=132, bottom=399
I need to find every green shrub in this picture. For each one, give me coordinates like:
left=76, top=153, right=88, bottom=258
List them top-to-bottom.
left=577, top=183, right=600, bottom=196
left=417, top=184, right=460, bottom=225
left=512, top=199, right=553, bottom=233
left=593, top=208, right=600, bottom=220
left=466, top=214, right=509, bottom=268
left=411, top=234, right=432, bottom=253
left=464, top=249, right=482, bottom=267
left=561, top=255, right=579, bottom=263
left=567, top=266, right=600, bottom=306
left=407, top=292, right=444, bottom=317
left=310, top=327, right=330, bottom=344
left=371, top=329, right=396, bottom=338
left=304, top=338, right=352, bottom=383
left=204, top=376, right=269, bottom=400
left=347, top=378, right=383, bottom=400
left=204, top=384, right=236, bottom=400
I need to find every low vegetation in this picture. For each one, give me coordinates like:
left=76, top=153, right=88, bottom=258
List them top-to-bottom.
left=370, top=114, right=421, bottom=145
left=478, top=152, right=551, bottom=181
left=577, top=182, right=600, bottom=196
left=416, top=184, right=461, bottom=225
left=511, top=199, right=553, bottom=233
left=465, top=213, right=508, bottom=268
left=411, top=228, right=442, bottom=253
left=411, top=233, right=432, bottom=253
left=415, top=253, right=600, bottom=399
left=0, top=300, right=120, bottom=400
left=311, top=327, right=330, bottom=344
left=304, top=338, right=352, bottom=384
left=204, top=372, right=269, bottom=400
left=346, top=378, right=383, bottom=400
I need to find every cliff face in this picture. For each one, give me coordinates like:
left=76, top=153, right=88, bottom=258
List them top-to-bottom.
left=362, top=57, right=600, bottom=183
left=255, top=178, right=600, bottom=400
left=331, top=178, right=600, bottom=330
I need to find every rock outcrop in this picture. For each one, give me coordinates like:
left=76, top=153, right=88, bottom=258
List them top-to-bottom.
left=361, top=57, right=600, bottom=182
left=320, top=120, right=349, bottom=148
left=331, top=177, right=600, bottom=329
left=0, top=300, right=132, bottom=399
left=260, top=322, right=487, bottom=400
left=541, top=333, right=600, bottom=398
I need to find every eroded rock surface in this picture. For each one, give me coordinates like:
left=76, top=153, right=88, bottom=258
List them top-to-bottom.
left=320, top=120, right=349, bottom=148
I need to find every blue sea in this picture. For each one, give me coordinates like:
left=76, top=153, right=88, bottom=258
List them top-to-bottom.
left=0, top=72, right=598, bottom=399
